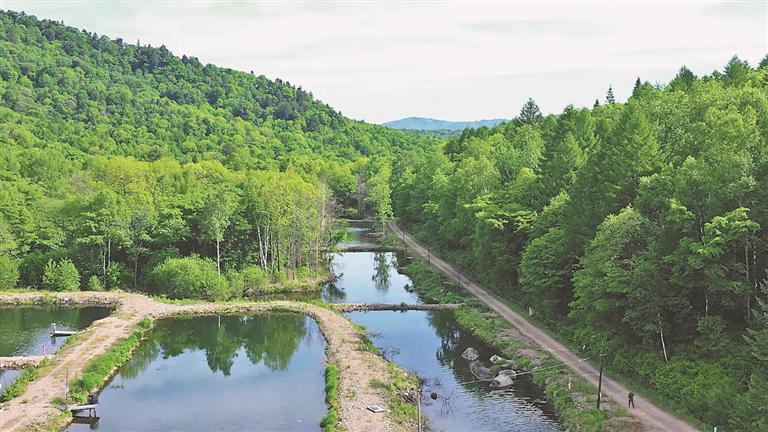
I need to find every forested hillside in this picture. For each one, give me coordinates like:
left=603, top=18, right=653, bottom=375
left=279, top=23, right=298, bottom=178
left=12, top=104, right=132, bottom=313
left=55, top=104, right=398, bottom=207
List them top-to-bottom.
left=0, top=10, right=428, bottom=298
left=392, top=59, right=768, bottom=430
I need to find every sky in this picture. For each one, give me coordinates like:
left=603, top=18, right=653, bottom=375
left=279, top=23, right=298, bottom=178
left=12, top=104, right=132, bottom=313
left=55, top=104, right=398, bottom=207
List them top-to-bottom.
left=2, top=1, right=767, bottom=124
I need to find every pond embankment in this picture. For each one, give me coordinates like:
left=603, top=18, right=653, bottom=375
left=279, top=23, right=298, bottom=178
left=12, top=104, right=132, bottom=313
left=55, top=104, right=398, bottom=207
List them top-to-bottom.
left=0, top=292, right=416, bottom=432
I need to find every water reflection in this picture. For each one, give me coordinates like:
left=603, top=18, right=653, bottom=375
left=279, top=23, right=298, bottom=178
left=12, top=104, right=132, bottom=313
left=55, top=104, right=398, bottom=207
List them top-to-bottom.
left=323, top=252, right=418, bottom=304
left=372, top=252, right=392, bottom=293
left=0, top=306, right=111, bottom=390
left=346, top=310, right=561, bottom=432
left=67, top=314, right=326, bottom=432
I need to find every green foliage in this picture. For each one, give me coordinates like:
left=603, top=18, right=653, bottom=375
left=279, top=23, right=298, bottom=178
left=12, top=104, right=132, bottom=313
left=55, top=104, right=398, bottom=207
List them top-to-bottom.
left=0, top=10, right=434, bottom=300
left=392, top=57, right=768, bottom=430
left=0, top=253, right=19, bottom=289
left=149, top=256, right=229, bottom=300
left=41, top=258, right=80, bottom=291
left=86, top=275, right=104, bottom=291
left=0, top=360, right=46, bottom=402
left=320, top=364, right=340, bottom=431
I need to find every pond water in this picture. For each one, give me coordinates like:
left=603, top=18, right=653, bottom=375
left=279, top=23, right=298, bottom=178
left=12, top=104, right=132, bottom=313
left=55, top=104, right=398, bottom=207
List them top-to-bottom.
left=342, top=219, right=381, bottom=249
left=330, top=221, right=561, bottom=431
left=0, top=306, right=112, bottom=389
left=66, top=313, right=326, bottom=432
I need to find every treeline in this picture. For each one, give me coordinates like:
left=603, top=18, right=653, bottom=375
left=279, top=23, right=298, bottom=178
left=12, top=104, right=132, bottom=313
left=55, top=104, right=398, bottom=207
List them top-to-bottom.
left=0, top=11, right=428, bottom=299
left=392, top=57, right=768, bottom=430
left=1, top=155, right=335, bottom=299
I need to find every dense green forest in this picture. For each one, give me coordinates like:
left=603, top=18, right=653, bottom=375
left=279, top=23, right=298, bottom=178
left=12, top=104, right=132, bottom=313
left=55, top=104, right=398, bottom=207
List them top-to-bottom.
left=0, top=10, right=428, bottom=298
left=392, top=60, right=768, bottom=430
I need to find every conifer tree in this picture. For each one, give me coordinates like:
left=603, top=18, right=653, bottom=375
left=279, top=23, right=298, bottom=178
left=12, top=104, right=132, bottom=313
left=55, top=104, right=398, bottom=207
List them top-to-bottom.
left=632, top=77, right=642, bottom=96
left=605, top=86, right=616, bottom=104
left=519, top=98, right=543, bottom=125
left=593, top=99, right=600, bottom=109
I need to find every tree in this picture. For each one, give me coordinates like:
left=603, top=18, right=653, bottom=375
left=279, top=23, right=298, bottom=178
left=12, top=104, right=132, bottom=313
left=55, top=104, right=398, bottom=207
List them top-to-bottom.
left=759, top=54, right=768, bottom=70
left=723, top=55, right=752, bottom=87
left=669, top=66, right=696, bottom=91
left=632, top=77, right=642, bottom=96
left=605, top=85, right=616, bottom=104
left=518, top=98, right=542, bottom=125
left=593, top=99, right=600, bottom=109
left=366, top=164, right=394, bottom=233
left=201, top=186, right=239, bottom=275
left=0, top=254, right=19, bottom=290
left=42, top=258, right=80, bottom=291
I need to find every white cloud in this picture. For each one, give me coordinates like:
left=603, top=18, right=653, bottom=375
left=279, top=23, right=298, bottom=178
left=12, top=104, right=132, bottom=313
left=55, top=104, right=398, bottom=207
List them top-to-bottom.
left=3, top=1, right=766, bottom=123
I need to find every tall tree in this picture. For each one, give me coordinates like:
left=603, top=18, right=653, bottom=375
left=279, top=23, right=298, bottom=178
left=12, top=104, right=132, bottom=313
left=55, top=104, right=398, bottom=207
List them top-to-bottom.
left=518, top=98, right=543, bottom=125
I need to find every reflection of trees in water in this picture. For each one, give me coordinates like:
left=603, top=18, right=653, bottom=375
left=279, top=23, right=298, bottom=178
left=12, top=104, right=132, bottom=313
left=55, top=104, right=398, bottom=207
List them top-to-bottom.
left=372, top=252, right=392, bottom=293
left=323, top=281, right=347, bottom=302
left=0, top=306, right=110, bottom=356
left=134, top=314, right=309, bottom=376
left=119, top=341, right=162, bottom=380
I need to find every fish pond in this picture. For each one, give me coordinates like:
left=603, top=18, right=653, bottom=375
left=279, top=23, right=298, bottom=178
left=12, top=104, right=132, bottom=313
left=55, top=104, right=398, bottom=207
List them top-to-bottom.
left=0, top=306, right=112, bottom=389
left=66, top=313, right=327, bottom=431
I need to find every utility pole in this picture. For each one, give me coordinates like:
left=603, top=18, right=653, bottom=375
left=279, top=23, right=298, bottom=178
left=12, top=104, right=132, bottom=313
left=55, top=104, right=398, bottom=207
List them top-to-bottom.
left=596, top=343, right=606, bottom=410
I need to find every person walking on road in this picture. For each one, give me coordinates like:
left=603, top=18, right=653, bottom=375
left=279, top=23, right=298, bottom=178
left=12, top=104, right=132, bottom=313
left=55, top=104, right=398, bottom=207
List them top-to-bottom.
left=628, top=391, right=635, bottom=408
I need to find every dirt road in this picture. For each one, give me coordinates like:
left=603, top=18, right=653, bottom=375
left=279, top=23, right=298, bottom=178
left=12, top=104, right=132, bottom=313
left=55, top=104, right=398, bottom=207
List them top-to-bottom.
left=389, top=221, right=699, bottom=432
left=0, top=292, right=409, bottom=432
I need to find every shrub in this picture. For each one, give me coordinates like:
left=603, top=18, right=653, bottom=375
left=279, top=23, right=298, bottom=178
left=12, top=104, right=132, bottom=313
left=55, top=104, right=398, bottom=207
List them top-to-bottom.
left=0, top=254, right=19, bottom=290
left=150, top=256, right=229, bottom=300
left=42, top=258, right=80, bottom=291
left=240, top=265, right=269, bottom=294
left=86, top=275, right=104, bottom=291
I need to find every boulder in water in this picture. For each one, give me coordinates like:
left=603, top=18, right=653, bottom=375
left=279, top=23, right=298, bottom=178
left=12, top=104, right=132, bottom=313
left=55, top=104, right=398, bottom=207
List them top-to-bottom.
left=462, top=347, right=480, bottom=361
left=469, top=361, right=493, bottom=380
left=497, top=369, right=517, bottom=379
left=490, top=373, right=515, bottom=389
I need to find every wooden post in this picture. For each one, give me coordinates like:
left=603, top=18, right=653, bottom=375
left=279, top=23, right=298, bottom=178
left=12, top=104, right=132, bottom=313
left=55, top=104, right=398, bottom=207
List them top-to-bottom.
left=417, top=384, right=422, bottom=432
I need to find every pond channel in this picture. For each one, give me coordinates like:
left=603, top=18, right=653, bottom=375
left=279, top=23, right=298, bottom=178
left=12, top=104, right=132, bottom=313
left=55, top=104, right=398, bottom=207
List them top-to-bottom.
left=327, top=221, right=562, bottom=431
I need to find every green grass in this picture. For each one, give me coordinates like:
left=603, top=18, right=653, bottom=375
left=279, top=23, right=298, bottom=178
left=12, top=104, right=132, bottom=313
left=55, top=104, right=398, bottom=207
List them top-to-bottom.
left=67, top=317, right=153, bottom=403
left=0, top=358, right=49, bottom=402
left=370, top=363, right=420, bottom=426
left=320, top=364, right=341, bottom=431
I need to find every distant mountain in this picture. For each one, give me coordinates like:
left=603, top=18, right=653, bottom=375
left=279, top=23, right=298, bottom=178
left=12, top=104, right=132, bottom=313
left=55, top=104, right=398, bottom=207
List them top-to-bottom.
left=383, top=117, right=507, bottom=132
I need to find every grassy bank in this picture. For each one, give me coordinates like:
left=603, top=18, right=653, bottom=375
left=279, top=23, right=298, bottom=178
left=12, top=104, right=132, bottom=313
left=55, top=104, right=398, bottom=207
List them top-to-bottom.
left=400, top=260, right=637, bottom=432
left=67, top=316, right=153, bottom=403
left=0, top=359, right=49, bottom=402
left=321, top=364, right=341, bottom=431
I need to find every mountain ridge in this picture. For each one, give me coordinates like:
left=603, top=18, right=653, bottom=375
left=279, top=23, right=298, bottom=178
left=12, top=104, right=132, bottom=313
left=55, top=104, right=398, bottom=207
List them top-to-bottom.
left=383, top=116, right=507, bottom=131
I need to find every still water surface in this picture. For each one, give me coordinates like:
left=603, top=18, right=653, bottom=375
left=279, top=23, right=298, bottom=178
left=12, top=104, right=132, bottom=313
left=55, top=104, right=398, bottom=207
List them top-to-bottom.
left=330, top=221, right=561, bottom=431
left=0, top=306, right=111, bottom=389
left=66, top=314, right=326, bottom=431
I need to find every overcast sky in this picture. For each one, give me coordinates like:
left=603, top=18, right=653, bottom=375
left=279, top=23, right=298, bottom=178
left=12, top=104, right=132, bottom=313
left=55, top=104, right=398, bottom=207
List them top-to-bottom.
left=3, top=1, right=767, bottom=123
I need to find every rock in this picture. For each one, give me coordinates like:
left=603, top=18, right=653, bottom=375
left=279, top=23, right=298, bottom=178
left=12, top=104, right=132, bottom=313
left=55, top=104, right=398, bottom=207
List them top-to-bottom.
left=462, top=347, right=480, bottom=361
left=490, top=355, right=508, bottom=364
left=469, top=360, right=493, bottom=380
left=497, top=369, right=517, bottom=379
left=490, top=373, right=515, bottom=389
